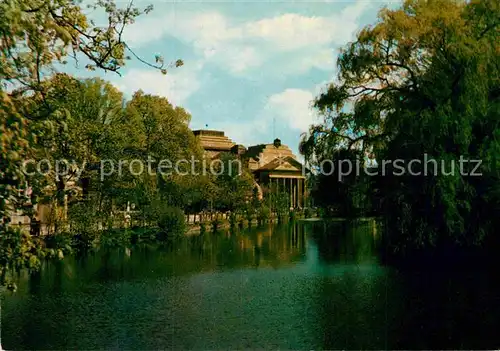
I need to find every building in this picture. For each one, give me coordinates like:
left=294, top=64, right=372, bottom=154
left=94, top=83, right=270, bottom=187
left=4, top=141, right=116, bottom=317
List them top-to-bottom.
left=8, top=130, right=309, bottom=233
left=192, top=130, right=236, bottom=159
left=193, top=130, right=308, bottom=208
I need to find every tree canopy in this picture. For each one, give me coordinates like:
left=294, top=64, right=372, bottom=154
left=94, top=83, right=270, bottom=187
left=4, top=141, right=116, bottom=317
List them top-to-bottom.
left=0, top=0, right=184, bottom=288
left=301, top=0, right=499, bottom=255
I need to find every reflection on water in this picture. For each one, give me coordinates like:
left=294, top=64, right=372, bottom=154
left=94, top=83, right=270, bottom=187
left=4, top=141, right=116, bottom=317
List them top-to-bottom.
left=2, top=221, right=500, bottom=349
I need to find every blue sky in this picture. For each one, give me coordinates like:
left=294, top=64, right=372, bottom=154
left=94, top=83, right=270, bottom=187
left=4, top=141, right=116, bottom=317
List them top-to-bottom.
left=76, top=0, right=400, bottom=157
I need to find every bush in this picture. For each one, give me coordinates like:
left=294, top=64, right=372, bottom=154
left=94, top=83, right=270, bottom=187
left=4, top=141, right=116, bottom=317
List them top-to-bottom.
left=68, top=201, right=99, bottom=233
left=68, top=201, right=100, bottom=251
left=257, top=205, right=271, bottom=224
left=157, top=206, right=186, bottom=241
left=304, top=207, right=313, bottom=218
left=318, top=207, right=328, bottom=218
left=245, top=209, right=254, bottom=224
left=229, top=212, right=237, bottom=228
left=211, top=217, right=222, bottom=232
left=199, top=221, right=208, bottom=235
left=130, top=227, right=157, bottom=244
left=0, top=228, right=44, bottom=290
left=100, top=228, right=131, bottom=248
left=72, top=231, right=99, bottom=252
left=44, top=232, right=73, bottom=257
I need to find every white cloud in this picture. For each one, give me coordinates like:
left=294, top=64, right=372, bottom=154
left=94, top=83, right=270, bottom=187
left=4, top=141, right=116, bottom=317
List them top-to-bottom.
left=124, top=1, right=373, bottom=76
left=111, top=62, right=203, bottom=106
left=212, top=84, right=324, bottom=148
left=186, top=86, right=321, bottom=154
left=265, top=89, right=318, bottom=132
left=225, top=121, right=271, bottom=147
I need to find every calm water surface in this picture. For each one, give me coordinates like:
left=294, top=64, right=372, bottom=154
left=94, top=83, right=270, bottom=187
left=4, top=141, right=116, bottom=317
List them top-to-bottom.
left=2, top=221, right=500, bottom=349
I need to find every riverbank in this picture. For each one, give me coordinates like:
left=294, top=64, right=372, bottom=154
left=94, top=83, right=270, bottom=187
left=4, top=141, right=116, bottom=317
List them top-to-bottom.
left=33, top=212, right=319, bottom=257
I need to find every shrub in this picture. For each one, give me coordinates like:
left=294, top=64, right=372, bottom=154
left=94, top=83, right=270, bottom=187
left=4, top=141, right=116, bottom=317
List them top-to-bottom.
left=68, top=201, right=99, bottom=250
left=257, top=205, right=271, bottom=224
left=157, top=206, right=186, bottom=241
left=304, top=207, right=313, bottom=218
left=318, top=207, right=328, bottom=218
left=244, top=211, right=253, bottom=226
left=229, top=212, right=237, bottom=228
left=211, top=217, right=222, bottom=232
left=199, top=221, right=207, bottom=235
left=130, top=227, right=157, bottom=244
left=0, top=228, right=44, bottom=291
left=100, top=228, right=131, bottom=248
left=72, top=231, right=99, bottom=252
left=44, top=232, right=73, bottom=257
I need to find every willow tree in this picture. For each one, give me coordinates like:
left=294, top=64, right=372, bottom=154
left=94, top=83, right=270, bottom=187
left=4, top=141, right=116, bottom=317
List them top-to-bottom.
left=0, top=0, right=181, bottom=288
left=301, top=0, right=499, bottom=255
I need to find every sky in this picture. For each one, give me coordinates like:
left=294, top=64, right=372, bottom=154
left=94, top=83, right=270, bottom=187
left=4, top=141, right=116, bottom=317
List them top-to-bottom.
left=74, top=0, right=400, bottom=157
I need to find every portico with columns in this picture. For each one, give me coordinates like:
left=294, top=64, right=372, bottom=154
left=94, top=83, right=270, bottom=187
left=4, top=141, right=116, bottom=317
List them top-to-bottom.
left=193, top=131, right=308, bottom=208
left=253, top=157, right=307, bottom=209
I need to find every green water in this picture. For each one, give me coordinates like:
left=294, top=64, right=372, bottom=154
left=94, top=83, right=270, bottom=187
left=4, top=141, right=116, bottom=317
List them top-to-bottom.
left=2, top=221, right=500, bottom=349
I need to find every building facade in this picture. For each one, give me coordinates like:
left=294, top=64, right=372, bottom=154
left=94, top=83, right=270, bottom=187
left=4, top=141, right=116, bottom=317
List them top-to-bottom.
left=193, top=130, right=307, bottom=208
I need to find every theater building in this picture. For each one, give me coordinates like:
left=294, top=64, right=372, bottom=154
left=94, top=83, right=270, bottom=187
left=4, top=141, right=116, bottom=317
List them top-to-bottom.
left=193, top=130, right=308, bottom=208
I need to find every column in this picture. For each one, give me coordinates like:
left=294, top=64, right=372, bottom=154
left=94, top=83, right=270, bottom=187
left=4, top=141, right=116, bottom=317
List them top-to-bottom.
left=289, top=178, right=292, bottom=207
left=293, top=178, right=296, bottom=208
left=297, top=178, right=304, bottom=208
left=302, top=178, right=305, bottom=207
left=302, top=179, right=309, bottom=206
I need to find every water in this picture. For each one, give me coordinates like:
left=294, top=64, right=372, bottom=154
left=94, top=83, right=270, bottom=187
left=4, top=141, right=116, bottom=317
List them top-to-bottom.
left=2, top=220, right=500, bottom=349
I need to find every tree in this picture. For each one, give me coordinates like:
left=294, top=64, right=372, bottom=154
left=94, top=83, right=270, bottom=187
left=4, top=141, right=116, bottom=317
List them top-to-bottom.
left=0, top=0, right=181, bottom=288
left=301, top=0, right=499, bottom=256
left=28, top=75, right=125, bottom=213
left=123, top=91, right=204, bottom=217
left=124, top=91, right=199, bottom=161
left=307, top=148, right=373, bottom=218
left=212, top=153, right=255, bottom=213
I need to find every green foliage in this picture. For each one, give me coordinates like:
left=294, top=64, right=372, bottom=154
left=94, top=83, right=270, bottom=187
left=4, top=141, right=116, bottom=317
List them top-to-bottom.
left=0, top=0, right=183, bottom=288
left=303, top=0, right=500, bottom=257
left=211, top=153, right=255, bottom=213
left=266, top=190, right=290, bottom=220
left=68, top=201, right=100, bottom=251
left=68, top=201, right=100, bottom=237
left=244, top=203, right=255, bottom=224
left=257, top=205, right=271, bottom=224
left=157, top=207, right=186, bottom=241
left=304, top=207, right=314, bottom=218
left=229, top=212, right=237, bottom=228
left=211, top=217, right=223, bottom=233
left=199, top=221, right=207, bottom=235
left=0, top=228, right=44, bottom=290
left=99, top=229, right=132, bottom=248
left=44, top=232, right=73, bottom=258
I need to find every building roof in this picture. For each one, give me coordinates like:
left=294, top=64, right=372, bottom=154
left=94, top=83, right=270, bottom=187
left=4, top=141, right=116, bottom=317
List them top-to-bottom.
left=192, top=129, right=235, bottom=151
left=193, top=130, right=307, bottom=172
left=245, top=143, right=296, bottom=161
left=257, top=156, right=304, bottom=172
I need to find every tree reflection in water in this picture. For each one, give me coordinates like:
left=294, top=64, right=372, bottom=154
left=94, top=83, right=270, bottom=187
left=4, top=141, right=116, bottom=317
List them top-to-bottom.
left=2, top=220, right=500, bottom=350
